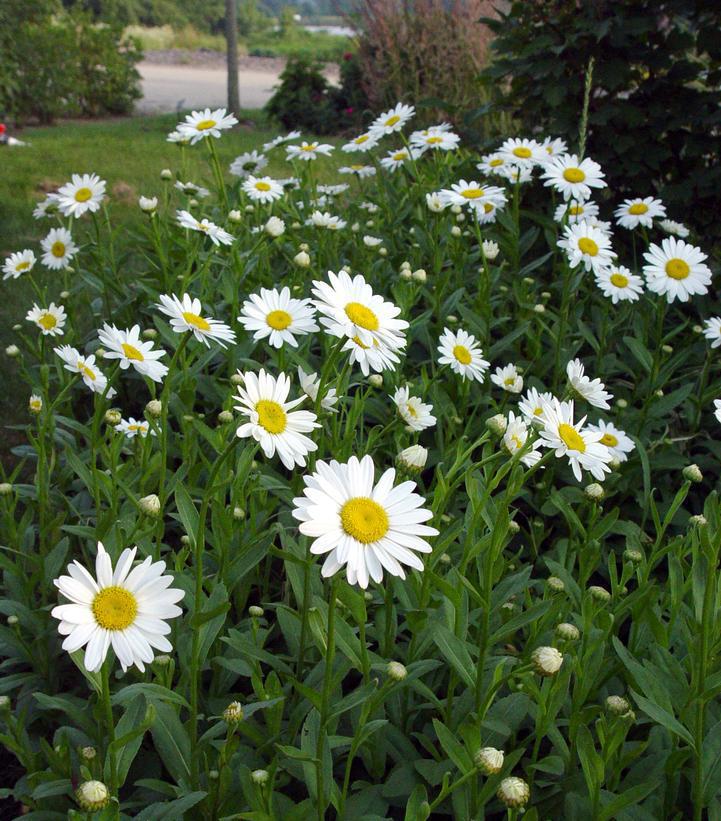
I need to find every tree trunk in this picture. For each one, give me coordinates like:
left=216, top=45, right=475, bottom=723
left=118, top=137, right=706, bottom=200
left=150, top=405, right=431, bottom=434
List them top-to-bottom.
left=225, top=0, right=240, bottom=112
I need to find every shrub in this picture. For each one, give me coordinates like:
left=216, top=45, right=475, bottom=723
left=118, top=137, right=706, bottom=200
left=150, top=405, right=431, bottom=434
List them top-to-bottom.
left=481, top=0, right=721, bottom=246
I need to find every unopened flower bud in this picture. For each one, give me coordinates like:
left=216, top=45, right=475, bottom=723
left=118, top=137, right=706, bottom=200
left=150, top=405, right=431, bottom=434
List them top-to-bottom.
left=160, top=168, right=173, bottom=180
left=139, top=196, right=158, bottom=213
left=188, top=198, right=198, bottom=208
left=245, top=204, right=255, bottom=213
left=451, top=205, right=462, bottom=215
left=228, top=209, right=242, bottom=223
left=264, top=216, right=285, bottom=237
left=451, top=225, right=462, bottom=237
left=482, top=240, right=499, bottom=261
left=293, top=250, right=310, bottom=267
left=400, top=268, right=412, bottom=280
left=411, top=268, right=427, bottom=283
left=523, top=276, right=534, bottom=285
left=533, top=303, right=545, bottom=313
left=692, top=324, right=703, bottom=334
left=142, top=328, right=157, bottom=340
left=661, top=344, right=673, bottom=354
left=5, top=345, right=19, bottom=358
left=231, top=372, right=244, bottom=385
left=369, top=374, right=383, bottom=388
left=29, top=394, right=43, bottom=414
left=616, top=398, right=628, bottom=409
left=145, top=399, right=162, bottom=419
left=218, top=410, right=233, bottom=425
left=486, top=413, right=507, bottom=436
left=397, top=445, right=428, bottom=473
left=683, top=464, right=703, bottom=483
left=0, top=483, right=13, bottom=496
left=584, top=483, right=604, bottom=501
left=139, top=494, right=161, bottom=517
left=233, top=506, right=245, bottom=520
left=689, top=514, right=707, bottom=527
left=508, top=520, right=520, bottom=534
left=180, top=534, right=191, bottom=546
left=623, top=548, right=643, bottom=564
left=439, top=552, right=451, bottom=565
left=589, top=585, right=611, bottom=602
left=249, top=605, right=264, bottom=617
left=7, top=615, right=18, bottom=626
left=556, top=622, right=580, bottom=641
left=531, top=646, right=563, bottom=676
left=154, top=654, right=172, bottom=666
left=387, top=661, right=407, bottom=681
left=0, top=695, right=10, bottom=710
left=606, top=695, right=630, bottom=715
left=223, top=701, right=243, bottom=725
left=81, top=746, right=97, bottom=761
left=475, top=746, right=504, bottom=774
left=251, top=768, right=269, bottom=785
left=208, top=769, right=219, bottom=780
left=497, top=776, right=529, bottom=808
left=76, top=780, right=110, bottom=812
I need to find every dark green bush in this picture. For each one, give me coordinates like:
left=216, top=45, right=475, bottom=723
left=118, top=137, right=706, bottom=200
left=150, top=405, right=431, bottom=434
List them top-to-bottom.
left=481, top=0, right=721, bottom=245
left=265, top=57, right=336, bottom=135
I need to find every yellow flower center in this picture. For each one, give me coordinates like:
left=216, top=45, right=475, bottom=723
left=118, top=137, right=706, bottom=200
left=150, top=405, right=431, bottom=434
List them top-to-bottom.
left=385, top=115, right=401, bottom=126
left=196, top=119, right=217, bottom=131
left=354, top=135, right=369, bottom=144
left=426, top=136, right=443, bottom=144
left=301, top=144, right=317, bottom=152
left=513, top=146, right=532, bottom=158
left=392, top=152, right=407, bottom=161
left=489, top=158, right=503, bottom=167
left=351, top=164, right=364, bottom=171
left=563, top=168, right=586, bottom=183
left=254, top=181, right=271, bottom=191
left=74, top=187, right=93, bottom=202
left=461, top=187, right=484, bottom=199
left=483, top=203, right=494, bottom=213
left=628, top=203, right=649, bottom=215
left=569, top=205, right=584, bottom=215
left=578, top=237, right=599, bottom=256
left=51, top=241, right=66, bottom=258
left=665, top=258, right=690, bottom=280
left=16, top=261, right=31, bottom=272
left=610, top=272, right=629, bottom=288
left=345, top=302, right=379, bottom=331
left=266, top=309, right=292, bottom=330
left=182, top=312, right=211, bottom=331
left=38, top=313, right=57, bottom=330
left=352, top=335, right=369, bottom=350
left=121, top=342, right=144, bottom=361
left=453, top=344, right=472, bottom=365
left=78, top=361, right=97, bottom=381
left=504, top=376, right=516, bottom=386
left=30, top=398, right=42, bottom=410
left=255, top=399, right=287, bottom=434
left=406, top=403, right=418, bottom=418
left=533, top=406, right=543, bottom=416
left=127, top=423, right=145, bottom=432
left=558, top=423, right=586, bottom=453
left=600, top=432, right=618, bottom=447
left=510, top=434, right=523, bottom=450
left=340, top=497, right=389, bottom=544
left=92, top=586, right=138, bottom=631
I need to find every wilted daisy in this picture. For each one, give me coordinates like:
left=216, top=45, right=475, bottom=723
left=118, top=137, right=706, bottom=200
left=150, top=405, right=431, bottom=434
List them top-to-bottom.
left=369, top=102, right=415, bottom=137
left=177, top=107, right=238, bottom=144
left=262, top=129, right=301, bottom=152
left=342, top=132, right=380, bottom=153
left=498, top=137, right=545, bottom=167
left=286, top=141, right=334, bottom=161
left=380, top=148, right=420, bottom=172
left=229, top=150, right=268, bottom=178
left=541, top=154, right=606, bottom=201
left=338, top=164, right=377, bottom=178
left=56, top=173, right=106, bottom=217
left=242, top=176, right=284, bottom=203
left=174, top=180, right=210, bottom=198
left=439, top=181, right=507, bottom=212
left=614, top=197, right=666, bottom=230
left=554, top=200, right=599, bottom=225
left=176, top=210, right=233, bottom=246
left=307, top=211, right=347, bottom=230
left=659, top=219, right=689, bottom=238
left=558, top=222, right=615, bottom=274
left=40, top=228, right=78, bottom=270
left=642, top=237, right=712, bottom=303
left=3, top=250, right=36, bottom=280
left=594, top=266, right=644, bottom=304
left=312, top=270, right=408, bottom=351
left=238, top=287, right=318, bottom=349
left=156, top=293, right=236, bottom=348
left=26, top=303, right=66, bottom=337
left=702, top=317, right=721, bottom=348
left=97, top=324, right=168, bottom=383
left=437, top=328, right=489, bottom=382
left=342, top=335, right=401, bottom=376
left=54, top=346, right=113, bottom=395
left=566, top=359, right=612, bottom=409
left=492, top=364, right=524, bottom=394
left=297, top=366, right=338, bottom=412
left=234, top=370, right=319, bottom=470
left=392, top=386, right=436, bottom=431
left=519, top=386, right=554, bottom=424
left=538, top=399, right=612, bottom=482
left=503, top=411, right=542, bottom=467
left=115, top=417, right=154, bottom=439
left=586, top=420, right=635, bottom=463
left=291, top=454, right=437, bottom=589
left=52, top=542, right=183, bottom=672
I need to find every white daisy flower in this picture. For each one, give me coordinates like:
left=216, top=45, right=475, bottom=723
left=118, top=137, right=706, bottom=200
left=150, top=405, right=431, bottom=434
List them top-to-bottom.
left=369, top=102, right=415, bottom=137
left=177, top=107, right=238, bottom=144
left=410, top=128, right=460, bottom=152
left=167, top=129, right=190, bottom=145
left=262, top=129, right=301, bottom=152
left=341, top=132, right=380, bottom=153
left=498, top=137, right=545, bottom=167
left=540, top=137, right=568, bottom=158
left=286, top=141, right=334, bottom=161
left=379, top=147, right=420, bottom=172
left=229, top=150, right=268, bottom=178
left=476, top=152, right=508, bottom=175
left=541, top=154, right=606, bottom=201
left=338, top=164, right=377, bottom=178
left=497, top=164, right=533, bottom=185
left=56, top=173, right=106, bottom=217
left=241, top=176, right=284, bottom=203
left=174, top=180, right=210, bottom=198
left=439, top=180, right=507, bottom=212
left=318, top=183, right=350, bottom=196
left=425, top=192, right=447, bottom=212
left=33, top=194, right=60, bottom=220
left=138, top=196, right=158, bottom=213
left=615, top=196, right=666, bottom=230
left=474, top=199, right=503, bottom=224
left=553, top=200, right=599, bottom=225
left=360, top=202, right=380, bottom=213
left=176, top=210, right=234, bottom=246
left=307, top=211, right=347, bottom=230
left=659, top=219, right=689, bottom=238
left=558, top=221, right=615, bottom=274
left=41, top=227, right=78, bottom=271
left=362, top=235, right=382, bottom=247
left=642, top=237, right=712, bottom=303
left=3, top=250, right=36, bottom=280
left=594, top=266, right=644, bottom=304
left=312, top=270, right=408, bottom=351
left=238, top=287, right=318, bottom=349
left=156, top=293, right=236, bottom=348
left=26, top=303, right=66, bottom=337
left=702, top=317, right=721, bottom=348
left=97, top=324, right=168, bottom=383
left=437, top=327, right=489, bottom=382
left=342, top=335, right=401, bottom=376
left=54, top=345, right=113, bottom=395
left=566, top=359, right=613, bottom=409
left=491, top=363, right=524, bottom=394
left=297, top=366, right=338, bottom=412
left=234, top=369, right=319, bottom=470
left=392, top=386, right=436, bottom=431
left=519, top=387, right=555, bottom=425
left=29, top=394, right=43, bottom=413
left=538, top=399, right=612, bottom=482
left=714, top=399, right=721, bottom=424
left=503, top=411, right=542, bottom=467
left=115, top=418, right=155, bottom=439
left=586, top=420, right=635, bottom=463
left=291, top=454, right=437, bottom=589
left=51, top=541, right=183, bottom=673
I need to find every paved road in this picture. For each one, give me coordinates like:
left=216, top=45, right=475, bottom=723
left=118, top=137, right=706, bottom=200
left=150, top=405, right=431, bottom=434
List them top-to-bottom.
left=137, top=62, right=280, bottom=113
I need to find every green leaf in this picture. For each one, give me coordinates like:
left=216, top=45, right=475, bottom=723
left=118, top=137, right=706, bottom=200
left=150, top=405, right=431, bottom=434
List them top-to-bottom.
left=174, top=484, right=199, bottom=545
left=431, top=624, right=475, bottom=689
left=630, top=690, right=695, bottom=748
left=150, top=701, right=192, bottom=785
left=134, top=791, right=207, bottom=820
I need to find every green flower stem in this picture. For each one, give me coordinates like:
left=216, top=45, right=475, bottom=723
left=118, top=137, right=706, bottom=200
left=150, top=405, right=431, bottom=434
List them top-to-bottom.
left=206, top=136, right=229, bottom=211
left=316, top=576, right=338, bottom=820
left=100, top=661, right=118, bottom=801
left=428, top=767, right=479, bottom=812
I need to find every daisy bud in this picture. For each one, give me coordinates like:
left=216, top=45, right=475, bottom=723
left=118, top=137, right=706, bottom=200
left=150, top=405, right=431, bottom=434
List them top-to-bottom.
left=160, top=168, right=173, bottom=180
left=138, top=196, right=158, bottom=213
left=188, top=198, right=198, bottom=208
left=245, top=204, right=255, bottom=213
left=451, top=204, right=462, bottom=214
left=228, top=209, right=242, bottom=223
left=455, top=212, right=466, bottom=223
left=264, top=216, right=285, bottom=237
left=290, top=222, right=300, bottom=229
left=351, top=222, right=360, bottom=232
left=451, top=226, right=462, bottom=237
left=482, top=240, right=500, bottom=260
left=379, top=247, right=388, bottom=256
left=293, top=250, right=310, bottom=267
left=400, top=261, right=411, bottom=270
left=400, top=268, right=412, bottom=280
left=411, top=268, right=427, bottom=283
left=523, top=276, right=534, bottom=285
left=500, top=285, right=508, bottom=293
left=60, top=290, right=70, bottom=299
left=533, top=303, right=545, bottom=313
left=447, top=314, right=458, bottom=323
left=12, top=323, right=21, bottom=331
left=693, top=324, right=703, bottom=334
left=142, top=328, right=157, bottom=340
left=661, top=344, right=673, bottom=354
left=5, top=345, right=19, bottom=358
left=95, top=348, right=106, bottom=358
left=231, top=373, right=244, bottom=385
left=369, top=374, right=383, bottom=387
left=29, top=394, right=43, bottom=414
left=616, top=398, right=628, bottom=408
left=145, top=399, right=162, bottom=419
left=104, top=408, right=122, bottom=427
left=218, top=410, right=233, bottom=425
left=486, top=413, right=507, bottom=436
left=452, top=416, right=462, bottom=425
left=397, top=444, right=428, bottom=473
left=609, top=457, right=621, bottom=470
left=683, top=464, right=703, bottom=483
left=0, top=483, right=13, bottom=496
left=584, top=483, right=604, bottom=501
left=139, top=494, right=161, bottom=518
left=233, top=506, right=245, bottom=520
left=689, top=514, right=707, bottom=527
left=508, top=520, right=520, bottom=534
left=623, top=548, right=643, bottom=564
left=439, top=553, right=451, bottom=565
left=547, top=576, right=565, bottom=593
left=589, top=585, right=611, bottom=603
left=364, top=591, right=373, bottom=601
left=249, top=605, right=264, bottom=617
left=7, top=615, right=18, bottom=626
left=556, top=622, right=580, bottom=641
left=531, top=646, right=563, bottom=676
left=154, top=654, right=172, bottom=666
left=387, top=661, right=407, bottom=681
left=0, top=695, right=10, bottom=711
left=606, top=695, right=630, bottom=716
left=223, top=701, right=243, bottom=725
left=81, top=746, right=97, bottom=761
left=475, top=746, right=504, bottom=775
left=208, top=769, right=219, bottom=781
left=251, top=769, right=269, bottom=785
left=497, top=776, right=530, bottom=809
left=76, top=780, right=110, bottom=812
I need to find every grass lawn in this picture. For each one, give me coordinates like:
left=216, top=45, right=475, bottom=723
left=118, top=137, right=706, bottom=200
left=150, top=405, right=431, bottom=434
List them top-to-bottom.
left=0, top=112, right=342, bottom=456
